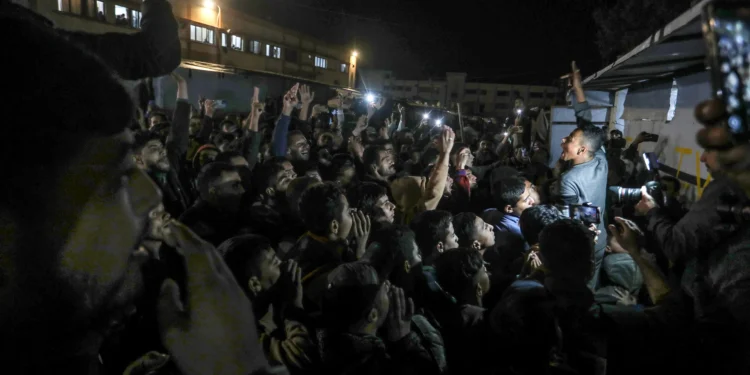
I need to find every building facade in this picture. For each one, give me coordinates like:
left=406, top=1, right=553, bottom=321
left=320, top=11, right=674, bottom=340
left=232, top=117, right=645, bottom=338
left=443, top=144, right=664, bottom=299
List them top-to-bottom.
left=39, top=0, right=355, bottom=88
left=359, top=69, right=564, bottom=118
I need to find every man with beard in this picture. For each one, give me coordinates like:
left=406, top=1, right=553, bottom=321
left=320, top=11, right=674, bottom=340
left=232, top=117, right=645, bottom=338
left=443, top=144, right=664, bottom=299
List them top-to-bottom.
left=0, top=17, right=270, bottom=375
left=132, top=72, right=192, bottom=218
left=362, top=144, right=397, bottom=191
left=246, top=158, right=299, bottom=251
left=179, top=162, right=247, bottom=246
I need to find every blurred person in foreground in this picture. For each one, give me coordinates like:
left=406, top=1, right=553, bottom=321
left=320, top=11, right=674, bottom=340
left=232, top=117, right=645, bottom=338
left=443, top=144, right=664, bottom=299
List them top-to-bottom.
left=0, top=18, right=272, bottom=375
left=604, top=100, right=750, bottom=375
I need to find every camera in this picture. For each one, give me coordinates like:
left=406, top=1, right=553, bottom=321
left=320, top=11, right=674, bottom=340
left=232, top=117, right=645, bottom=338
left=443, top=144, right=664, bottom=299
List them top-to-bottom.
left=641, top=132, right=659, bottom=142
left=609, top=152, right=665, bottom=207
left=717, top=192, right=750, bottom=224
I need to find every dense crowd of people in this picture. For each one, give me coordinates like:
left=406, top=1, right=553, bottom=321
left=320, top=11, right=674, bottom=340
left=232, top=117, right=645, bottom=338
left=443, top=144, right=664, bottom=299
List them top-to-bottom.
left=2, top=0, right=750, bottom=374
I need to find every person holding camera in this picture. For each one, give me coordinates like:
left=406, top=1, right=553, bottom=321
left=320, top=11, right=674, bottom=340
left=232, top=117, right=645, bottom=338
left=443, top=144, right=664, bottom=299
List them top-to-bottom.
left=633, top=132, right=746, bottom=275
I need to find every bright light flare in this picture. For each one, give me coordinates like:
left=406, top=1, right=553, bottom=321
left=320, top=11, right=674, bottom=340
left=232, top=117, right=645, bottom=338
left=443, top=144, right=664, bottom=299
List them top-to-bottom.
left=203, top=0, right=216, bottom=8
left=366, top=94, right=375, bottom=103
left=422, top=113, right=429, bottom=120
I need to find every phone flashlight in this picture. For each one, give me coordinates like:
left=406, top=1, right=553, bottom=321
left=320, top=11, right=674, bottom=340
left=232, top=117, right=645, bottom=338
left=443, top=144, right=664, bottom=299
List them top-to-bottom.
left=366, top=94, right=375, bottom=103
left=516, top=109, right=523, bottom=115
left=423, top=113, right=429, bottom=120
left=435, top=119, right=442, bottom=126
left=503, top=132, right=508, bottom=136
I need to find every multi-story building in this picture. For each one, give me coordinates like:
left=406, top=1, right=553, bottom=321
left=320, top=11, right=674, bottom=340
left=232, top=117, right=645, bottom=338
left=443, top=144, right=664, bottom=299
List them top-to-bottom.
left=37, top=0, right=357, bottom=110
left=359, top=69, right=564, bottom=118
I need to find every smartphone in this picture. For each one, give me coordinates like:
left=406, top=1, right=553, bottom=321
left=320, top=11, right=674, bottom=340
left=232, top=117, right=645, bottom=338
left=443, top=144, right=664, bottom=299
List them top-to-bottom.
left=703, top=2, right=750, bottom=140
left=213, top=100, right=227, bottom=109
left=641, top=132, right=659, bottom=142
left=643, top=152, right=659, bottom=172
left=569, top=204, right=601, bottom=225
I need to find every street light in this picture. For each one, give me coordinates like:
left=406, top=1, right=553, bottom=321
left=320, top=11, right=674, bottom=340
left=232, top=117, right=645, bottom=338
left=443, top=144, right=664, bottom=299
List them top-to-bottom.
left=202, top=0, right=221, bottom=28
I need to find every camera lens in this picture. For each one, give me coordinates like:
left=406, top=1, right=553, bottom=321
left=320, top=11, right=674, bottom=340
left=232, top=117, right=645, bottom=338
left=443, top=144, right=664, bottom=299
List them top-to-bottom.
left=608, top=186, right=642, bottom=205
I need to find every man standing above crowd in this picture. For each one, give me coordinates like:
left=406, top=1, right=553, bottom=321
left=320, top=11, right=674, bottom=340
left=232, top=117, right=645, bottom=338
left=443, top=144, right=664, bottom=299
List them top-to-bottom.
left=558, top=62, right=608, bottom=289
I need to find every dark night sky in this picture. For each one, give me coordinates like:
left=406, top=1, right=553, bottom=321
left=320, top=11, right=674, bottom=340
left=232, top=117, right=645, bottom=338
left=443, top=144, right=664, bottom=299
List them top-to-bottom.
left=230, top=0, right=609, bottom=85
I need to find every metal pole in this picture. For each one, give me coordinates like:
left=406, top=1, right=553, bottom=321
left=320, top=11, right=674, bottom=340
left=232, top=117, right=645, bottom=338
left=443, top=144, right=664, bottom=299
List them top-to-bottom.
left=457, top=103, right=465, bottom=142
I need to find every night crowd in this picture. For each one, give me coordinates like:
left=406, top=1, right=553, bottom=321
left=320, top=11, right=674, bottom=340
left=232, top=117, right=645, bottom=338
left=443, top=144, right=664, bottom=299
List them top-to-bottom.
left=2, top=0, right=749, bottom=374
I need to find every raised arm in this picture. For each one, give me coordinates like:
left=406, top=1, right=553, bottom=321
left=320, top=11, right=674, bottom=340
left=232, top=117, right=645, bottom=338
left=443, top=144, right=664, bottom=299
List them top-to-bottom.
left=59, top=0, right=181, bottom=80
left=167, top=73, right=190, bottom=165
left=271, top=83, right=299, bottom=157
left=298, top=85, right=315, bottom=122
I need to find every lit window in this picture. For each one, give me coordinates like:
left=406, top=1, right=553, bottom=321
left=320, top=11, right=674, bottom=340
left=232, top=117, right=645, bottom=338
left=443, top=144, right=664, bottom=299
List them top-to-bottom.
left=57, top=0, right=70, bottom=12
left=96, top=1, right=105, bottom=20
left=114, top=5, right=129, bottom=26
left=131, top=10, right=142, bottom=28
left=190, top=25, right=215, bottom=44
left=221, top=33, right=227, bottom=47
left=231, top=35, right=243, bottom=51
left=249, top=41, right=261, bottom=54
left=266, top=45, right=281, bottom=59
left=314, top=56, right=327, bottom=69
left=340, top=63, right=347, bottom=73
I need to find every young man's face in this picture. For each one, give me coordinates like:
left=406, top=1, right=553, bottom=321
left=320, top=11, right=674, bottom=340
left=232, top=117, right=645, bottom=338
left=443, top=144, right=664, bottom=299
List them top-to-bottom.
left=150, top=115, right=166, bottom=128
left=561, top=129, right=584, bottom=162
left=288, top=133, right=310, bottom=161
left=138, top=139, right=170, bottom=172
left=455, top=147, right=475, bottom=168
left=700, top=148, right=723, bottom=177
left=374, top=150, right=396, bottom=177
left=273, top=161, right=297, bottom=193
left=211, top=170, right=245, bottom=211
left=466, top=170, right=478, bottom=188
left=444, top=176, right=454, bottom=196
left=509, top=181, right=536, bottom=216
left=373, top=194, right=396, bottom=224
left=334, top=195, right=353, bottom=240
left=144, top=203, right=172, bottom=242
left=472, top=216, right=495, bottom=248
left=443, top=222, right=460, bottom=251
left=254, top=248, right=282, bottom=291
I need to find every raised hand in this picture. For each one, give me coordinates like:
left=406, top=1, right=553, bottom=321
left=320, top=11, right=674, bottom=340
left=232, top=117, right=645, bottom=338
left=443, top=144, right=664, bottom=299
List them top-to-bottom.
left=282, top=83, right=300, bottom=116
left=300, top=85, right=315, bottom=105
left=204, top=99, right=216, bottom=118
left=353, top=114, right=368, bottom=136
left=435, top=127, right=455, bottom=154
left=348, top=136, right=365, bottom=160
left=351, top=210, right=371, bottom=259
left=607, top=217, right=642, bottom=254
left=157, top=221, right=266, bottom=375
left=280, top=260, right=304, bottom=309
left=385, top=286, right=414, bottom=342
